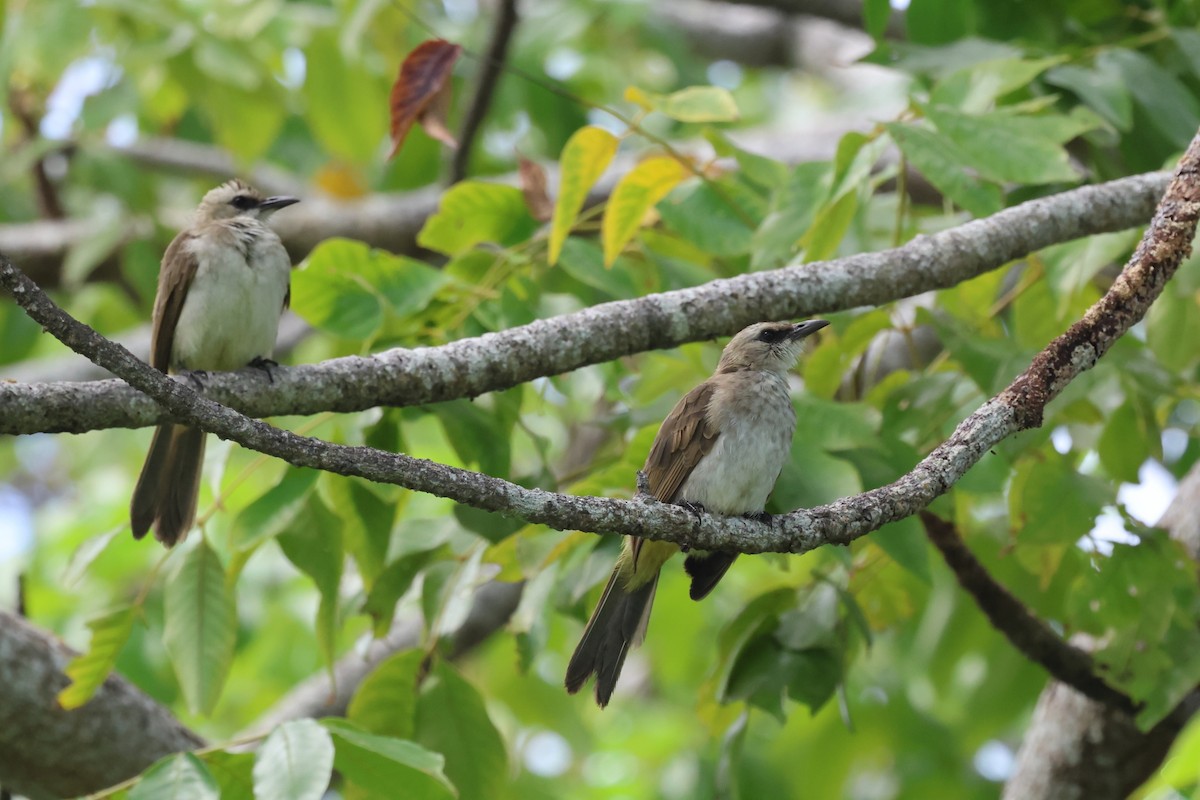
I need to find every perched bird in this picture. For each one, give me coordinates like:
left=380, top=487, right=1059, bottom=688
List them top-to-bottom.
left=130, top=180, right=299, bottom=546
left=565, top=319, right=830, bottom=706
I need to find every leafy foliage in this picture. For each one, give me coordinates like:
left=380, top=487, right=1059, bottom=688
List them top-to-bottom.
left=4, top=0, right=1200, bottom=797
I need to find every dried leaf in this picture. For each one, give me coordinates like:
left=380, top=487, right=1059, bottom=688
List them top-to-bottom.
left=388, top=39, right=463, bottom=159
left=518, top=157, right=553, bottom=222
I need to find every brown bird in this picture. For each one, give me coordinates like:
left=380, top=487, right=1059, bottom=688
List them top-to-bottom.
left=130, top=180, right=298, bottom=546
left=565, top=319, right=829, bottom=706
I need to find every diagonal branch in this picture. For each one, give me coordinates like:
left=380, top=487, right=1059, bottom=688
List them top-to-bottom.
left=1, top=120, right=1197, bottom=557
left=0, top=171, right=1170, bottom=437
left=919, top=512, right=1138, bottom=714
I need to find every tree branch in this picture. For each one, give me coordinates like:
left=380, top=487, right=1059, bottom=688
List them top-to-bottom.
left=450, top=0, right=520, bottom=184
left=0, top=172, right=1170, bottom=436
left=919, top=512, right=1138, bottom=714
left=0, top=611, right=203, bottom=800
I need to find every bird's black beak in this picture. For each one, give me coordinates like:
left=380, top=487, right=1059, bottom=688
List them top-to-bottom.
left=258, top=196, right=300, bottom=212
left=789, top=319, right=830, bottom=340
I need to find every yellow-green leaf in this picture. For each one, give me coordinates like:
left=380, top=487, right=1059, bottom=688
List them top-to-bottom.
left=624, top=85, right=663, bottom=111
left=661, top=86, right=740, bottom=123
left=549, top=126, right=619, bottom=265
left=601, top=156, right=687, bottom=266
left=164, top=540, right=237, bottom=715
left=58, top=605, right=137, bottom=709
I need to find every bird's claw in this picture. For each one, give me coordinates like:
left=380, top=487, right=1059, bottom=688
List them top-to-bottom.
left=248, top=356, right=279, bottom=383
left=183, top=370, right=209, bottom=390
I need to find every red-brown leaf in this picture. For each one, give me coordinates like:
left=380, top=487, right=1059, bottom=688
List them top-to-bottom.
left=388, top=39, right=463, bottom=159
left=518, top=157, right=553, bottom=222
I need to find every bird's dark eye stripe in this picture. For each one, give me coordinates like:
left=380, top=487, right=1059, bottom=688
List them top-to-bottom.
left=230, top=195, right=257, bottom=210
left=757, top=328, right=786, bottom=343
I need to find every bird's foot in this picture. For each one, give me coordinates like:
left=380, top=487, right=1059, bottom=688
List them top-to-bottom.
left=248, top=356, right=279, bottom=383
left=182, top=370, right=209, bottom=391
left=677, top=501, right=707, bottom=551
left=745, top=511, right=773, bottom=525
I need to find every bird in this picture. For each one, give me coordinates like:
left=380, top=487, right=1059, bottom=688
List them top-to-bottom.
left=130, top=179, right=299, bottom=546
left=565, top=319, right=830, bottom=707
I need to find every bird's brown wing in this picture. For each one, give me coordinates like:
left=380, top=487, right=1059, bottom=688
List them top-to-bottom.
left=150, top=231, right=199, bottom=372
left=642, top=380, right=720, bottom=503
left=632, top=381, right=719, bottom=568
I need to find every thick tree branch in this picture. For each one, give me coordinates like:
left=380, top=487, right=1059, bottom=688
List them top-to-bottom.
left=450, top=0, right=519, bottom=184
left=0, top=172, right=1170, bottom=436
left=919, top=512, right=1138, bottom=714
left=0, top=612, right=203, bottom=800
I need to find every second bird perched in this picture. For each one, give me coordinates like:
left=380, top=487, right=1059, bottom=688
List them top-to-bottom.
left=130, top=180, right=299, bottom=547
left=565, top=319, right=829, bottom=707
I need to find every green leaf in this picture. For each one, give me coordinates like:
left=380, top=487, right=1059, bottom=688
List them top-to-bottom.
left=863, top=0, right=892, bottom=38
left=904, top=0, right=975, bottom=45
left=303, top=30, right=388, bottom=163
left=1101, top=48, right=1200, bottom=146
left=931, top=56, right=1066, bottom=113
left=1044, top=63, right=1132, bottom=131
left=197, top=80, right=284, bottom=164
left=660, top=86, right=740, bottom=122
left=924, top=105, right=1079, bottom=184
left=885, top=122, right=1003, bottom=216
left=550, top=126, right=620, bottom=264
left=602, top=156, right=687, bottom=266
left=751, top=162, right=832, bottom=269
left=418, top=181, right=537, bottom=257
left=657, top=181, right=754, bottom=256
left=799, top=190, right=857, bottom=262
left=556, top=236, right=644, bottom=299
left=294, top=238, right=448, bottom=341
left=1146, top=286, right=1200, bottom=371
left=791, top=396, right=880, bottom=451
left=431, top=398, right=514, bottom=478
left=1097, top=401, right=1150, bottom=483
left=771, top=446, right=862, bottom=512
left=1009, top=456, right=1111, bottom=545
left=229, top=468, right=319, bottom=551
left=318, top=474, right=395, bottom=588
left=277, top=496, right=344, bottom=668
left=872, top=517, right=932, bottom=583
left=164, top=539, right=236, bottom=715
left=363, top=549, right=439, bottom=636
left=710, top=588, right=795, bottom=702
left=58, top=604, right=137, bottom=709
left=348, top=649, right=425, bottom=739
left=415, top=661, right=508, bottom=800
left=323, top=719, right=456, bottom=800
left=253, top=720, right=334, bottom=800
left=206, top=751, right=255, bottom=800
left=129, top=753, right=219, bottom=800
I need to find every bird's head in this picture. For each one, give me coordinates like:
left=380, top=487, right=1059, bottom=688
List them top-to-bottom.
left=196, top=179, right=300, bottom=222
left=717, top=319, right=830, bottom=373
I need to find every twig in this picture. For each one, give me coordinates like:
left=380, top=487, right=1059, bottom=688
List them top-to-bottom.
left=449, top=0, right=520, bottom=184
left=1, top=171, right=1171, bottom=436
left=919, top=512, right=1138, bottom=714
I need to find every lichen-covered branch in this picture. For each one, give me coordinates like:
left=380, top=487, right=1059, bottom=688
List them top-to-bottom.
left=0, top=171, right=1169, bottom=437
left=0, top=612, right=203, bottom=800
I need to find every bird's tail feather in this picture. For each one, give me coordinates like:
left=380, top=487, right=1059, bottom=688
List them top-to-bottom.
left=130, top=424, right=205, bottom=547
left=684, top=552, right=738, bottom=600
left=565, top=568, right=659, bottom=707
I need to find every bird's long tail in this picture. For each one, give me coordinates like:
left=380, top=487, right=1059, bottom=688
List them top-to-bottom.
left=130, top=424, right=206, bottom=547
left=565, top=567, right=659, bottom=707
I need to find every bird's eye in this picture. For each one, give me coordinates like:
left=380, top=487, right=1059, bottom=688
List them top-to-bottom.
left=230, top=195, right=257, bottom=210
left=757, top=328, right=786, bottom=344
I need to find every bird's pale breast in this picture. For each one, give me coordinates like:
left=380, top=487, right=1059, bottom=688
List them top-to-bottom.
left=172, top=225, right=290, bottom=372
left=675, top=371, right=795, bottom=514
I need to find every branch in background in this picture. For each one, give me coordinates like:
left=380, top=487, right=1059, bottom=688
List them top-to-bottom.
left=450, top=0, right=520, bottom=184
left=723, top=0, right=903, bottom=37
left=0, top=121, right=921, bottom=289
left=2, top=123, right=1197, bottom=558
left=0, top=172, right=1170, bottom=436
left=1002, top=462, right=1200, bottom=799
left=919, top=512, right=1137, bottom=714
left=246, top=581, right=523, bottom=734
left=0, top=611, right=203, bottom=800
